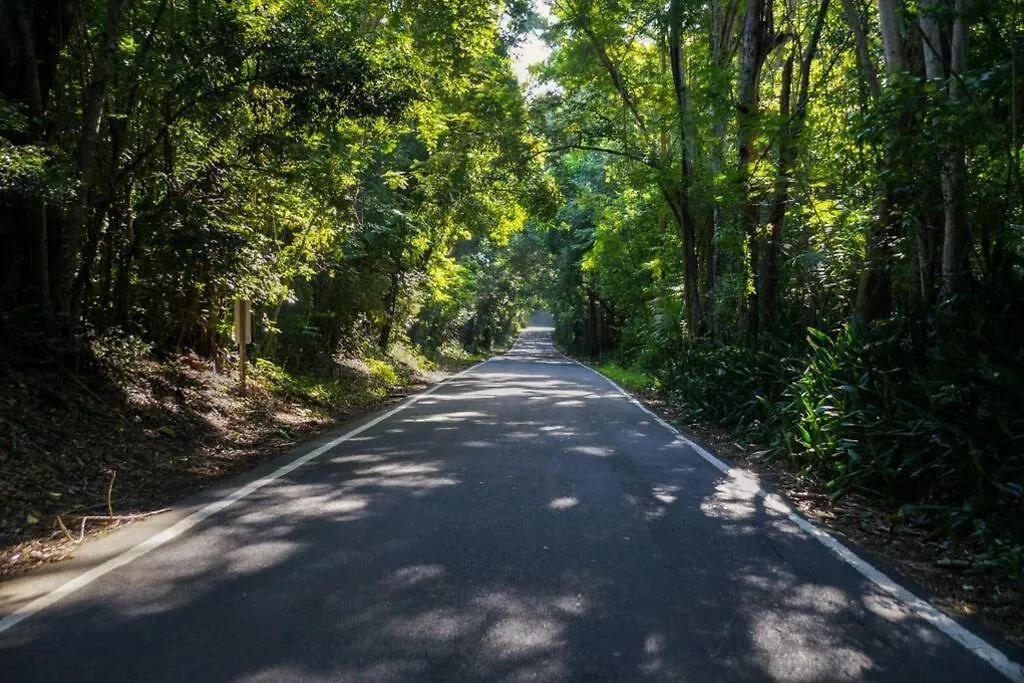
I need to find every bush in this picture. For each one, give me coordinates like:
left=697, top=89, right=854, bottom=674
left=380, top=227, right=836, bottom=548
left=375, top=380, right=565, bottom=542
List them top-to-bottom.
left=656, top=319, right=1024, bottom=574
left=772, top=321, right=1024, bottom=553
left=88, top=328, right=153, bottom=383
left=658, top=337, right=794, bottom=434
left=597, top=361, right=657, bottom=393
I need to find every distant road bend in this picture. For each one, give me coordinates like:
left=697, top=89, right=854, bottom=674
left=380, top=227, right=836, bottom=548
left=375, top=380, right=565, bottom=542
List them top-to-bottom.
left=1, top=315, right=1022, bottom=682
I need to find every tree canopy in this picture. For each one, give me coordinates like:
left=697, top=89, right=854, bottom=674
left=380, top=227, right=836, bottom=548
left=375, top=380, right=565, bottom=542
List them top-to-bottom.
left=2, top=0, right=1023, bottom=570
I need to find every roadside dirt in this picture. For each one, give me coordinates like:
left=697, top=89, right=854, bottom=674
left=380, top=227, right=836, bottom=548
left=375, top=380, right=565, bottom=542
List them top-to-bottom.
left=0, top=350, right=455, bottom=581
left=637, top=392, right=1024, bottom=653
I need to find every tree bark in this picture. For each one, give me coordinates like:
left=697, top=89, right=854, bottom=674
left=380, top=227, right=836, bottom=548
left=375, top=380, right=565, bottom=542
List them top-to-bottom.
left=0, top=0, right=73, bottom=325
left=60, top=0, right=129, bottom=324
left=669, top=0, right=704, bottom=337
left=737, top=0, right=773, bottom=336
left=761, top=0, right=830, bottom=329
left=842, top=0, right=880, bottom=98
left=856, top=0, right=909, bottom=321
left=877, top=0, right=907, bottom=73
left=940, top=0, right=969, bottom=296
left=708, top=1, right=740, bottom=309
left=761, top=53, right=794, bottom=328
left=379, top=269, right=401, bottom=352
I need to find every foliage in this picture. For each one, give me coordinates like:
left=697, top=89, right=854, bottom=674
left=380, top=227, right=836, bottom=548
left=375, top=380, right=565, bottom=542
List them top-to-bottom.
left=1, top=0, right=548, bottom=368
left=3, top=0, right=1023, bottom=575
left=530, top=0, right=1024, bottom=569
left=650, top=317, right=1024, bottom=573
left=254, top=348, right=417, bottom=414
left=596, top=361, right=657, bottom=393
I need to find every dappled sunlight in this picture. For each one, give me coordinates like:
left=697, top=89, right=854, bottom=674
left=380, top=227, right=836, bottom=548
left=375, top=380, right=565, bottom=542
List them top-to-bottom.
left=4, top=323, right=1000, bottom=683
left=425, top=383, right=612, bottom=403
left=410, top=411, right=492, bottom=424
left=503, top=430, right=540, bottom=440
left=568, top=445, right=612, bottom=457
left=324, top=452, right=388, bottom=465
left=345, top=461, right=460, bottom=492
left=700, top=469, right=771, bottom=523
left=651, top=485, right=678, bottom=504
left=315, top=496, right=371, bottom=517
left=223, top=540, right=305, bottom=577
left=383, top=564, right=446, bottom=589
left=862, top=592, right=911, bottom=622
left=385, top=606, right=486, bottom=646
left=750, top=610, right=874, bottom=681
left=482, top=614, right=565, bottom=660
left=639, top=632, right=682, bottom=679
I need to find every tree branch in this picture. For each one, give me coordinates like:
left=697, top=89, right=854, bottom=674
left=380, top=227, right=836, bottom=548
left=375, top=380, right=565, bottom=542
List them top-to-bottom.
left=530, top=142, right=661, bottom=170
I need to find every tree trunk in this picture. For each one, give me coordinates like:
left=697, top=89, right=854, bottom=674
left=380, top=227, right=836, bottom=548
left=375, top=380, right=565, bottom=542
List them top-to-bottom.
left=0, top=0, right=73, bottom=326
left=60, top=0, right=128, bottom=324
left=669, top=0, right=704, bottom=337
left=737, top=0, right=769, bottom=336
left=761, top=0, right=830, bottom=329
left=841, top=0, right=880, bottom=98
left=856, top=0, right=908, bottom=321
left=877, top=0, right=907, bottom=73
left=941, top=0, right=970, bottom=296
left=708, top=1, right=740, bottom=311
left=760, top=53, right=794, bottom=329
left=113, top=187, right=137, bottom=328
left=379, top=269, right=400, bottom=352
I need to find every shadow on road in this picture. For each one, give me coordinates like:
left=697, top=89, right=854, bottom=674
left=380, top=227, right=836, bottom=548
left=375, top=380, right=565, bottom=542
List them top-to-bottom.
left=0, top=326, right=1004, bottom=682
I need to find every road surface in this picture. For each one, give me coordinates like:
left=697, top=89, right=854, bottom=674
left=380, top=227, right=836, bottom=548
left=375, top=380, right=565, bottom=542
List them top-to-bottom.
left=1, top=321, right=1020, bottom=682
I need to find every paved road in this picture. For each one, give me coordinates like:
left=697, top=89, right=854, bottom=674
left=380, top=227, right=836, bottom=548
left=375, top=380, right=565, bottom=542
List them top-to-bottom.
left=0, top=322, right=1019, bottom=682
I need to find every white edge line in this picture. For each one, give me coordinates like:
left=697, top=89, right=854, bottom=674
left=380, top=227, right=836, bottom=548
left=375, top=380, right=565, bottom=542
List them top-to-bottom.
left=569, top=355, right=1024, bottom=683
left=0, top=357, right=492, bottom=636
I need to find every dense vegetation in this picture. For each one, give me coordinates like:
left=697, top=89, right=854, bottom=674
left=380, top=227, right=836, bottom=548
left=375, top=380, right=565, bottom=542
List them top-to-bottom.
left=1, top=0, right=549, bottom=369
left=2, top=0, right=1023, bottom=573
left=532, top=0, right=1024, bottom=571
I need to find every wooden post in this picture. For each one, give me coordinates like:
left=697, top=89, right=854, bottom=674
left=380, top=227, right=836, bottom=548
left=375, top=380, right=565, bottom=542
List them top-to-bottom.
left=234, top=299, right=251, bottom=393
left=239, top=337, right=247, bottom=394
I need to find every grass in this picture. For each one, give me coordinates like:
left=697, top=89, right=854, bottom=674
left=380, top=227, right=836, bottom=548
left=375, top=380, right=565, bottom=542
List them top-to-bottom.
left=0, top=338, right=452, bottom=579
left=425, top=340, right=508, bottom=373
left=253, top=345, right=428, bottom=416
left=596, top=361, right=657, bottom=393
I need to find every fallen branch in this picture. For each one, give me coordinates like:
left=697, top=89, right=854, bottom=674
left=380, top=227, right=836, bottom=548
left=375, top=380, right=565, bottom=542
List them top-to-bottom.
left=106, top=469, right=117, bottom=517
left=53, top=509, right=171, bottom=545
left=78, top=509, right=170, bottom=525
left=55, top=515, right=80, bottom=543
left=934, top=558, right=1002, bottom=574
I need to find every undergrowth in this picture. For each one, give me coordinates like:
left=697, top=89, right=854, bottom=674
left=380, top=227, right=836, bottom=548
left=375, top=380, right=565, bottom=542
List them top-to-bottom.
left=609, top=317, right=1024, bottom=577
left=254, top=343, right=431, bottom=416
left=596, top=361, right=657, bottom=393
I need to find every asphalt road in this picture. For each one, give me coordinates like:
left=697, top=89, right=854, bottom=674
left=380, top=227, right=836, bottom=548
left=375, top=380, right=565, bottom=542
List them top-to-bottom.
left=1, top=320, right=1020, bottom=682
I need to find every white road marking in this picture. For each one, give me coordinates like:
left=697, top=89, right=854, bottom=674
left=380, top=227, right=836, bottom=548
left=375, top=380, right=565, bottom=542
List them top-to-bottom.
left=5, top=327, right=1022, bottom=683
left=571, top=355, right=1024, bottom=683
left=0, top=359, right=491, bottom=636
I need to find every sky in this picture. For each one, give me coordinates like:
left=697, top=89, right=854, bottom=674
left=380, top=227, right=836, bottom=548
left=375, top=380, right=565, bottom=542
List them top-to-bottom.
left=511, top=0, right=553, bottom=85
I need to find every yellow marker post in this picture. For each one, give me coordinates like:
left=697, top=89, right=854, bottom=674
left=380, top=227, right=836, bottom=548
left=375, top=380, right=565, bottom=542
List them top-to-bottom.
left=233, top=300, right=252, bottom=393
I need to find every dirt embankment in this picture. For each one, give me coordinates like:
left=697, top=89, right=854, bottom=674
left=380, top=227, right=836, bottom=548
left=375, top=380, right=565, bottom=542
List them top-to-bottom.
left=0, top=347, right=454, bottom=580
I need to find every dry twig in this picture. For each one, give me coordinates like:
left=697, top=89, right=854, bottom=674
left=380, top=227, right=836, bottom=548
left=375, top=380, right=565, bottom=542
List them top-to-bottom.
left=106, top=469, right=117, bottom=517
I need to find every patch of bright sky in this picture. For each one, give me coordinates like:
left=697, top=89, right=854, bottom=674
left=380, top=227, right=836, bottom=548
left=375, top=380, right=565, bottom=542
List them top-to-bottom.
left=511, top=0, right=553, bottom=85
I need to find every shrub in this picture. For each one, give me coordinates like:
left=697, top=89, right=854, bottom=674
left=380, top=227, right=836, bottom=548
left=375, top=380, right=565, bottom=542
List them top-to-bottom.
left=657, top=318, right=1024, bottom=574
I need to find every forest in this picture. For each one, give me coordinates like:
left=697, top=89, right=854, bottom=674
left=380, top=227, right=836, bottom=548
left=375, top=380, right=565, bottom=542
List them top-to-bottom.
left=1, top=0, right=1022, bottom=602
